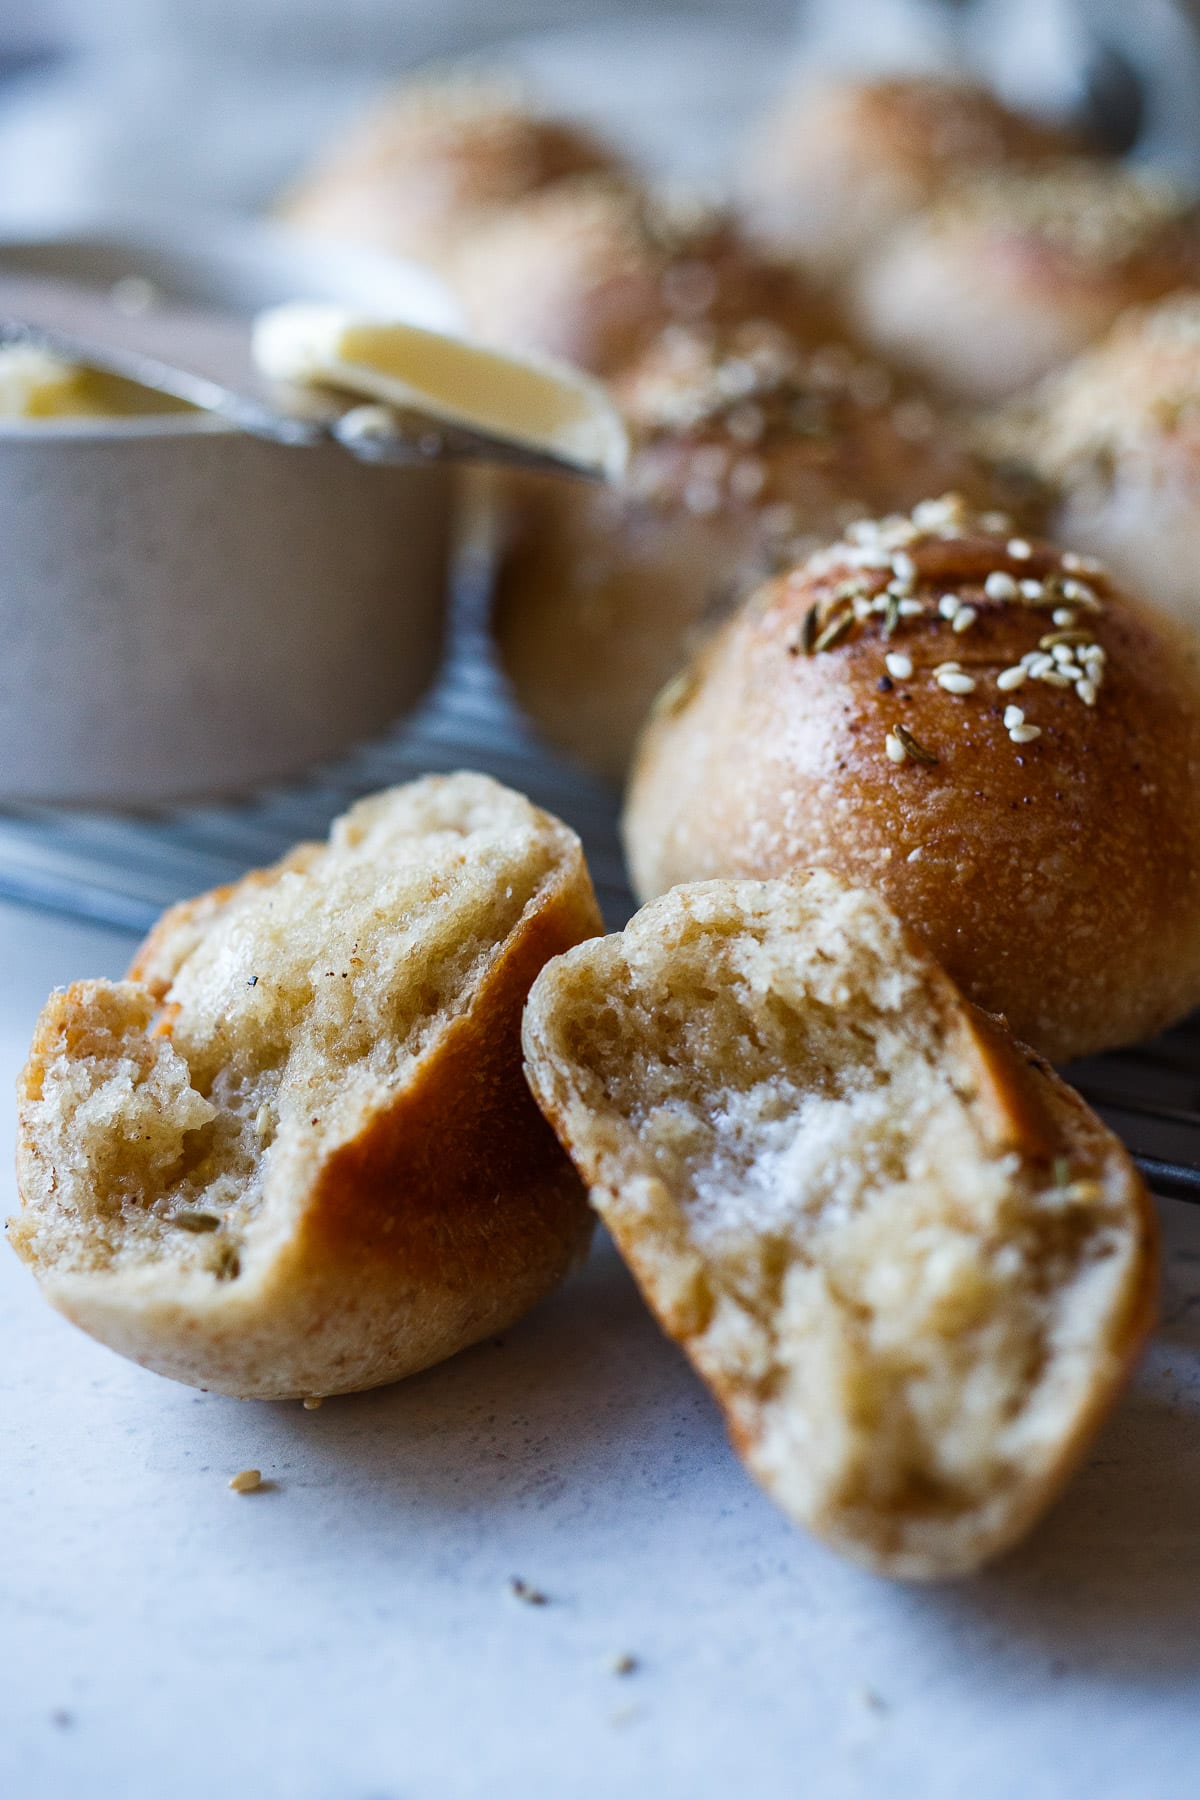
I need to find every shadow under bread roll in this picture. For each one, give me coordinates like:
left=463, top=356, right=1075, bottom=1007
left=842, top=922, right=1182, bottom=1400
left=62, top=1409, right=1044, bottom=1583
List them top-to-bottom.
left=739, top=71, right=1078, bottom=285
left=852, top=160, right=1200, bottom=403
left=981, top=294, right=1200, bottom=638
left=494, top=320, right=1035, bottom=781
left=624, top=495, right=1200, bottom=1063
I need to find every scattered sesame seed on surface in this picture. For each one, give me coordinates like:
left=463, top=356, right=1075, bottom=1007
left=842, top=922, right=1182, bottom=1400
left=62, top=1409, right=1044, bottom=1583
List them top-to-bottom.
left=1006, top=538, right=1032, bottom=559
left=984, top=571, right=1018, bottom=601
left=1020, top=579, right=1045, bottom=601
left=938, top=594, right=961, bottom=620
left=898, top=598, right=924, bottom=617
left=951, top=605, right=978, bottom=633
left=1052, top=607, right=1076, bottom=627
left=885, top=652, right=913, bottom=680
left=997, top=665, right=1027, bottom=691
left=937, top=670, right=976, bottom=694
left=1077, top=679, right=1098, bottom=705
left=1003, top=704, right=1026, bottom=729
left=1009, top=721, right=1042, bottom=744
left=885, top=731, right=907, bottom=764
left=228, top=1469, right=262, bottom=1493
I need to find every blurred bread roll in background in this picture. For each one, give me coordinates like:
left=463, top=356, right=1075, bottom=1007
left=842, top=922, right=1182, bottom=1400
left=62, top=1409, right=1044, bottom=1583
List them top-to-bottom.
left=278, top=72, right=625, bottom=270
left=739, top=73, right=1079, bottom=284
left=852, top=161, right=1200, bottom=401
left=453, top=176, right=834, bottom=376
left=982, top=293, right=1200, bottom=636
left=494, top=322, right=1034, bottom=779
left=624, top=496, right=1200, bottom=1063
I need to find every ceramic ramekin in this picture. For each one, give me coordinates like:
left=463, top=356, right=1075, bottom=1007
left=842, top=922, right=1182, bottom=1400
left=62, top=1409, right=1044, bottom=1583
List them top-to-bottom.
left=0, top=211, right=460, bottom=803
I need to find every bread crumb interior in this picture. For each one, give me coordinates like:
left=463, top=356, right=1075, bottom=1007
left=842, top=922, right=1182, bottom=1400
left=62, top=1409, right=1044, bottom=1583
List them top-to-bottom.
left=17, top=780, right=559, bottom=1282
left=541, top=881, right=1134, bottom=1541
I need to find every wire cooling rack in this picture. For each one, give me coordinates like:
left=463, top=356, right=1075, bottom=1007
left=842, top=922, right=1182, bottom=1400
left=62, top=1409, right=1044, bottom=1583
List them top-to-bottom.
left=0, top=547, right=1196, bottom=1203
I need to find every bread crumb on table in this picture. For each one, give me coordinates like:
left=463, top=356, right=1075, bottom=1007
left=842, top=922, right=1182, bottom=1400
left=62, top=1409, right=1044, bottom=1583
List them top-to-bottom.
left=228, top=1468, right=263, bottom=1493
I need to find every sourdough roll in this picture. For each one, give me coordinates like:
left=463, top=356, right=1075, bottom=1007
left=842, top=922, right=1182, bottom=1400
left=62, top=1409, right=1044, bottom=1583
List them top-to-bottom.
left=278, top=72, right=623, bottom=269
left=739, top=72, right=1076, bottom=283
left=853, top=160, right=1200, bottom=401
left=453, top=175, right=833, bottom=378
left=984, top=294, right=1200, bottom=635
left=495, top=322, right=1023, bottom=779
left=625, top=496, right=1200, bottom=1062
left=10, top=774, right=601, bottom=1399
left=523, top=873, right=1156, bottom=1579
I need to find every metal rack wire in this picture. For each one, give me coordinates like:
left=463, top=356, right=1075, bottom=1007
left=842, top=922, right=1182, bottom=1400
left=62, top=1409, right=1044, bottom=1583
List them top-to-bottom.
left=2, top=550, right=1196, bottom=1202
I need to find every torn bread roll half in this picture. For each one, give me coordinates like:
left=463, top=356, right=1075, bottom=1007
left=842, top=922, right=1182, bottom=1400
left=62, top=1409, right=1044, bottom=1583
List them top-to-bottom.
left=10, top=774, right=601, bottom=1399
left=522, top=873, right=1157, bottom=1580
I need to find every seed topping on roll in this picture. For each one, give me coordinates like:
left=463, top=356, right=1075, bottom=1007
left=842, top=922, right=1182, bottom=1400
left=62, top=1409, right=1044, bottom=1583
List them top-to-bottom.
left=779, top=494, right=1111, bottom=762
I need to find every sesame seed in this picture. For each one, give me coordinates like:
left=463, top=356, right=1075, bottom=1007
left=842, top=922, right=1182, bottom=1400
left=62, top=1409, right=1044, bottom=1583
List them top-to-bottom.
left=1006, top=538, right=1032, bottom=559
left=891, top=551, right=917, bottom=582
left=984, top=571, right=1018, bottom=601
left=1020, top=579, right=1045, bottom=601
left=938, top=594, right=961, bottom=619
left=898, top=598, right=924, bottom=617
left=951, top=605, right=978, bottom=633
left=1052, top=607, right=1076, bottom=627
left=1051, top=643, right=1075, bottom=664
left=885, top=652, right=913, bottom=679
left=1028, top=653, right=1055, bottom=677
left=932, top=660, right=961, bottom=675
left=1057, top=661, right=1083, bottom=681
left=997, top=665, right=1027, bottom=691
left=1038, top=669, right=1073, bottom=688
left=936, top=670, right=976, bottom=694
left=1077, top=679, right=1098, bottom=705
left=1003, top=704, right=1025, bottom=729
left=1009, top=722, right=1042, bottom=744
left=885, top=731, right=907, bottom=764
left=254, top=1103, right=273, bottom=1138
left=228, top=1469, right=262, bottom=1493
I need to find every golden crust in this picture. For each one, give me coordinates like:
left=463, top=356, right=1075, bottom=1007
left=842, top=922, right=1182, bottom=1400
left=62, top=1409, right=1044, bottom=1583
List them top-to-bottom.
left=453, top=177, right=834, bottom=377
left=494, top=324, right=1027, bottom=779
left=624, top=499, right=1200, bottom=1062
left=11, top=775, right=602, bottom=1399
left=522, top=874, right=1157, bottom=1578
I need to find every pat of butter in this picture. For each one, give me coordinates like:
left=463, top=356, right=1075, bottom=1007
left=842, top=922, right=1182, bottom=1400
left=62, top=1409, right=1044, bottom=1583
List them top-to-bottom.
left=251, top=302, right=627, bottom=479
left=0, top=343, right=190, bottom=420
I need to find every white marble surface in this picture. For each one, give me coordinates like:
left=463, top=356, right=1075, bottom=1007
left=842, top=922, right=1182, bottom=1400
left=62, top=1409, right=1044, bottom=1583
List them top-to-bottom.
left=3, top=896, right=1200, bottom=1800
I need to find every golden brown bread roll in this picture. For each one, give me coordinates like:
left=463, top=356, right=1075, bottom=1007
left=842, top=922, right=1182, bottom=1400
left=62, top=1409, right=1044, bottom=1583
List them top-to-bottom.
left=278, top=72, right=623, bottom=270
left=739, top=72, right=1078, bottom=283
left=852, top=160, right=1200, bottom=401
left=453, top=175, right=835, bottom=378
left=982, top=293, right=1200, bottom=636
left=494, top=322, right=1027, bottom=779
left=624, top=495, right=1200, bottom=1062
left=10, top=774, right=601, bottom=1399
left=522, top=872, right=1156, bottom=1579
